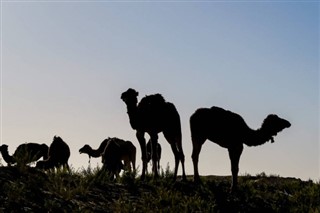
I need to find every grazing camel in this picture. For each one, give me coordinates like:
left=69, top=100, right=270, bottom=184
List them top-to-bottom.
left=121, top=88, right=186, bottom=180
left=190, top=106, right=291, bottom=191
left=36, top=136, right=70, bottom=170
left=79, top=137, right=136, bottom=171
left=101, top=138, right=129, bottom=179
left=146, top=139, right=162, bottom=171
left=0, top=143, right=48, bottom=166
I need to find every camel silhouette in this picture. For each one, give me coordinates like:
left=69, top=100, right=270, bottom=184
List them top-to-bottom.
left=121, top=88, right=186, bottom=181
left=190, top=106, right=291, bottom=191
left=36, top=136, right=70, bottom=170
left=79, top=137, right=136, bottom=171
left=101, top=138, right=130, bottom=179
left=79, top=139, right=109, bottom=159
left=146, top=139, right=161, bottom=171
left=0, top=143, right=48, bottom=166
left=0, top=145, right=14, bottom=166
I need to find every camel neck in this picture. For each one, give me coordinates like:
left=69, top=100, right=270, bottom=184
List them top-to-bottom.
left=126, top=104, right=139, bottom=129
left=245, top=128, right=271, bottom=147
left=89, top=149, right=102, bottom=158
left=0, top=150, right=14, bottom=164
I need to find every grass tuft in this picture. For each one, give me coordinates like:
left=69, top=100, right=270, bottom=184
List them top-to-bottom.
left=0, top=165, right=319, bottom=212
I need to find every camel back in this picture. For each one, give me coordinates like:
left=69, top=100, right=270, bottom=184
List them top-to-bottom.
left=138, top=94, right=166, bottom=112
left=138, top=94, right=181, bottom=131
left=107, top=137, right=136, bottom=157
left=13, top=143, right=49, bottom=163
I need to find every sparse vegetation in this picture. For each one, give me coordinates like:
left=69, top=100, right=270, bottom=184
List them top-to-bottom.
left=0, top=164, right=319, bottom=212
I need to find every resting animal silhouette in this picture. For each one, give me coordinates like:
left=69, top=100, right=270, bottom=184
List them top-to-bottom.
left=190, top=106, right=291, bottom=191
left=36, top=136, right=70, bottom=170
left=0, top=143, right=48, bottom=166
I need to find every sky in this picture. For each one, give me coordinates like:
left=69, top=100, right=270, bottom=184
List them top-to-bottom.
left=0, top=1, right=319, bottom=181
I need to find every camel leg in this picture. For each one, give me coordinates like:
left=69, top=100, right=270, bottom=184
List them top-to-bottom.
left=136, top=131, right=147, bottom=180
left=163, top=131, right=186, bottom=181
left=150, top=134, right=159, bottom=178
left=191, top=137, right=205, bottom=183
left=175, top=139, right=186, bottom=181
left=169, top=143, right=180, bottom=180
left=228, top=144, right=243, bottom=192
left=132, top=149, right=136, bottom=171
left=157, top=152, right=160, bottom=170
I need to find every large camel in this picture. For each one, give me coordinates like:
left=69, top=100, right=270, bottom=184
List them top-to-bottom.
left=121, top=88, right=186, bottom=180
left=190, top=106, right=291, bottom=191
left=79, top=137, right=136, bottom=171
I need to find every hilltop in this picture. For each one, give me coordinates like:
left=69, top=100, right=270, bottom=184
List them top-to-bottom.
left=0, top=166, right=319, bottom=212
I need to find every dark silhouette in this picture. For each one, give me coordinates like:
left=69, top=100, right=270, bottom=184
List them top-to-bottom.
left=121, top=88, right=186, bottom=180
left=190, top=106, right=291, bottom=191
left=36, top=136, right=70, bottom=170
left=79, top=137, right=136, bottom=171
left=101, top=138, right=128, bottom=179
left=79, top=139, right=109, bottom=159
left=146, top=139, right=161, bottom=171
left=0, top=143, right=48, bottom=166
left=0, top=145, right=14, bottom=166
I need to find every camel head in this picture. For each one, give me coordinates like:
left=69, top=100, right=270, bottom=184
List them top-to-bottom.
left=121, top=88, right=139, bottom=106
left=261, top=114, right=291, bottom=143
left=53, top=135, right=63, bottom=143
left=0, top=144, right=9, bottom=152
left=79, top=144, right=92, bottom=154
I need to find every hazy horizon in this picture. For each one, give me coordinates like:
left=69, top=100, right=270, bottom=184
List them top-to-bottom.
left=1, top=1, right=319, bottom=181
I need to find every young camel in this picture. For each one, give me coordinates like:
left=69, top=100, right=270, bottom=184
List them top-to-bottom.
left=121, top=88, right=186, bottom=181
left=190, top=106, right=291, bottom=191
left=36, top=136, right=70, bottom=170
left=79, top=137, right=136, bottom=171
left=146, top=139, right=162, bottom=171
left=0, top=143, right=48, bottom=166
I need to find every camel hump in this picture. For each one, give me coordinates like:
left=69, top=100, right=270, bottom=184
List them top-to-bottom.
left=139, top=94, right=166, bottom=108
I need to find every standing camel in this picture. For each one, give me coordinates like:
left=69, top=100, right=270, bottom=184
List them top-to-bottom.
left=121, top=88, right=186, bottom=180
left=190, top=106, right=291, bottom=191
left=79, top=137, right=136, bottom=171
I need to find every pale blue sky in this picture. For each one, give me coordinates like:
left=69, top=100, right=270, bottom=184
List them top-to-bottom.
left=1, top=1, right=319, bottom=180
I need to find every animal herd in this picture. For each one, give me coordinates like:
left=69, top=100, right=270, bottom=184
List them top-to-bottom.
left=0, top=88, right=291, bottom=191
